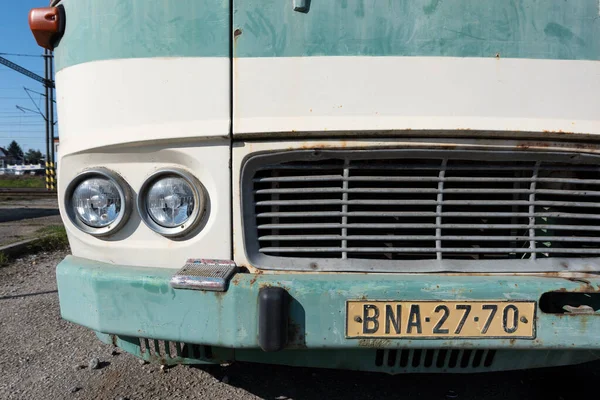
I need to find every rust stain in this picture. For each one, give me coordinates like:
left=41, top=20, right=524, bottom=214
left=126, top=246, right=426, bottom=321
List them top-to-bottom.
left=232, top=28, right=242, bottom=60
left=296, top=141, right=350, bottom=150
left=516, top=142, right=551, bottom=150
left=249, top=270, right=264, bottom=286
left=565, top=277, right=592, bottom=286
left=556, top=278, right=600, bottom=293
left=258, top=282, right=272, bottom=289
left=287, top=322, right=307, bottom=348
left=358, top=338, right=392, bottom=348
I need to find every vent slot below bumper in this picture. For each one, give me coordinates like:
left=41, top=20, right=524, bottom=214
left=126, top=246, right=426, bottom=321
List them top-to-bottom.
left=375, top=349, right=496, bottom=370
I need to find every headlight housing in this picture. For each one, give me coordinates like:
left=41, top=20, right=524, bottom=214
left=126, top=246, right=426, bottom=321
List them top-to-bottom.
left=65, top=169, right=132, bottom=236
left=137, top=169, right=206, bottom=237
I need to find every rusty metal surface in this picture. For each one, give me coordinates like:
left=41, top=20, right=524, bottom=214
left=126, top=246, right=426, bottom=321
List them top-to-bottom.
left=59, top=255, right=600, bottom=351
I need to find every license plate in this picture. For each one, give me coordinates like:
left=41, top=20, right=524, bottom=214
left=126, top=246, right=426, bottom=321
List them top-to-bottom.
left=346, top=301, right=536, bottom=339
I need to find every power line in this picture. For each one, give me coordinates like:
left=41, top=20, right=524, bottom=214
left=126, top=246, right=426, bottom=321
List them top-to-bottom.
left=0, top=52, right=42, bottom=58
left=0, top=56, right=51, bottom=87
left=0, top=70, right=45, bottom=74
left=0, top=115, right=44, bottom=118
left=0, top=123, right=43, bottom=126
left=0, top=134, right=53, bottom=138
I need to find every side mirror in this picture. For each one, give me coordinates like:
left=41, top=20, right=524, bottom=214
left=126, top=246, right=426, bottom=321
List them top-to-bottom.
left=29, top=6, right=65, bottom=50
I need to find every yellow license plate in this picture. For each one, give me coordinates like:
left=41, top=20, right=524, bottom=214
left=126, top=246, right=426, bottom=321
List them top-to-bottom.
left=346, top=301, right=536, bottom=339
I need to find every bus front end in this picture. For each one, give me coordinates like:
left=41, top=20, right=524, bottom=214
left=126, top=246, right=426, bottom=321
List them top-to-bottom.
left=32, top=0, right=600, bottom=373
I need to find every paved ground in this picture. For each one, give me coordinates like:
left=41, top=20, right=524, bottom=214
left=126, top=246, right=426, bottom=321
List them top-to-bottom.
left=0, top=197, right=61, bottom=246
left=1, top=250, right=599, bottom=400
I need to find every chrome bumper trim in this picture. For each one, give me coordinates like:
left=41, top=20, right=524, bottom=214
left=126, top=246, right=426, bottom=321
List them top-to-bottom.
left=170, top=259, right=237, bottom=292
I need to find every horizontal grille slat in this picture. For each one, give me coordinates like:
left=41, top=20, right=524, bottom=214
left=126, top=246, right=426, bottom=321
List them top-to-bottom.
left=243, top=148, right=600, bottom=270
left=258, top=163, right=600, bottom=172
left=255, top=176, right=600, bottom=185
left=255, top=188, right=600, bottom=196
left=255, top=199, right=600, bottom=207
left=256, top=211, right=600, bottom=220
left=257, top=223, right=600, bottom=231
left=258, top=235, right=600, bottom=243
left=259, top=247, right=600, bottom=254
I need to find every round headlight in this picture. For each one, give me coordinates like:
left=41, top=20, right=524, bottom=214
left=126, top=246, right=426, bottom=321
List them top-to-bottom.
left=65, top=169, right=131, bottom=236
left=138, top=169, right=206, bottom=237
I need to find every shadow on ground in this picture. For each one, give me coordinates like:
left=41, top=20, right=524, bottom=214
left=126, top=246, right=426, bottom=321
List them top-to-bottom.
left=0, top=208, right=60, bottom=223
left=196, top=358, right=599, bottom=400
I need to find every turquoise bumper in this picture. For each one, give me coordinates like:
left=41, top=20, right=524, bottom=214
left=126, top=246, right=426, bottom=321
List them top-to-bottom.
left=57, top=255, right=600, bottom=350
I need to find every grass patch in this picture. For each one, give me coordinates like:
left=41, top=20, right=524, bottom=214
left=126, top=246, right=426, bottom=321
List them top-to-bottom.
left=0, top=176, right=45, bottom=188
left=0, top=225, right=68, bottom=267
left=33, top=225, right=69, bottom=251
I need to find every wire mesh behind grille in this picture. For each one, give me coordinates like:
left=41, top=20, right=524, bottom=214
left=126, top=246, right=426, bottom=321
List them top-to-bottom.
left=243, top=149, right=600, bottom=270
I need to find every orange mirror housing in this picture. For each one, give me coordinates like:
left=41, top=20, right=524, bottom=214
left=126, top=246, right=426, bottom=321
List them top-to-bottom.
left=29, top=7, right=64, bottom=50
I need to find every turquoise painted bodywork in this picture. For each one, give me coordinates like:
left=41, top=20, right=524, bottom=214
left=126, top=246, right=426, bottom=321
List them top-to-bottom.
left=54, top=0, right=599, bottom=71
left=55, top=0, right=230, bottom=71
left=234, top=0, right=600, bottom=60
left=57, top=255, right=600, bottom=351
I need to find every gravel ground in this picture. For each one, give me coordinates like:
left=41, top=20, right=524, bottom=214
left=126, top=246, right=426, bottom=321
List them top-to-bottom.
left=0, top=197, right=61, bottom=246
left=1, top=250, right=599, bottom=400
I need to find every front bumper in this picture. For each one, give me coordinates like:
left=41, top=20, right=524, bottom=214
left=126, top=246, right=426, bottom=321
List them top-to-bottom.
left=57, top=256, right=600, bottom=372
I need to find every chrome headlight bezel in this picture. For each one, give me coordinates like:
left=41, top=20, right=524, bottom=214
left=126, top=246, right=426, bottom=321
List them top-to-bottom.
left=64, top=168, right=132, bottom=237
left=137, top=168, right=206, bottom=238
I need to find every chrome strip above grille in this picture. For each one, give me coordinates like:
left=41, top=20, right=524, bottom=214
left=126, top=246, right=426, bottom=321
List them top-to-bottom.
left=241, top=148, right=600, bottom=272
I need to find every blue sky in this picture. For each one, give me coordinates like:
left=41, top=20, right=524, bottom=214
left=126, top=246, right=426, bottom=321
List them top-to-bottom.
left=0, top=0, right=57, bottom=153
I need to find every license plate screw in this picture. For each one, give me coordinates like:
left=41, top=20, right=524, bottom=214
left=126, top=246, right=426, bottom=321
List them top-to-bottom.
left=354, top=316, right=363, bottom=323
left=520, top=316, right=529, bottom=324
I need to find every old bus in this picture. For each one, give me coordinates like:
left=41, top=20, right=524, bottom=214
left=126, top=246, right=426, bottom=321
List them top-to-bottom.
left=30, top=0, right=600, bottom=373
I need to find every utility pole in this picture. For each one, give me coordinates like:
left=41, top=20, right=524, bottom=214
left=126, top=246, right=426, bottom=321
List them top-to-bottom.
left=44, top=50, right=50, bottom=188
left=48, top=51, right=55, bottom=177
left=0, top=53, right=56, bottom=190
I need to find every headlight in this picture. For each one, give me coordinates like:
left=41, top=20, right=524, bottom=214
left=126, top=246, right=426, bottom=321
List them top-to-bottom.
left=65, top=169, right=131, bottom=236
left=138, top=169, right=206, bottom=237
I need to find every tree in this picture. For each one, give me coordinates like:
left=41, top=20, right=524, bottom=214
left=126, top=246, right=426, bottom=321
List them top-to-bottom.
left=7, top=140, right=24, bottom=161
left=24, top=149, right=43, bottom=164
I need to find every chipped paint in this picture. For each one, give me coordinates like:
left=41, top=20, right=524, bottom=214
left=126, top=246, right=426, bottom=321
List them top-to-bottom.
left=60, top=256, right=600, bottom=352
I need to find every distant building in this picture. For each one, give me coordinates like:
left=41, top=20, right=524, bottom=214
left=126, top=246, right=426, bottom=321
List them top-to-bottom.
left=0, top=147, right=20, bottom=168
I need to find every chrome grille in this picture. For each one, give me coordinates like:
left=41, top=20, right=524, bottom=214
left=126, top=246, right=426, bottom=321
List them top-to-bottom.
left=242, top=148, right=600, bottom=272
